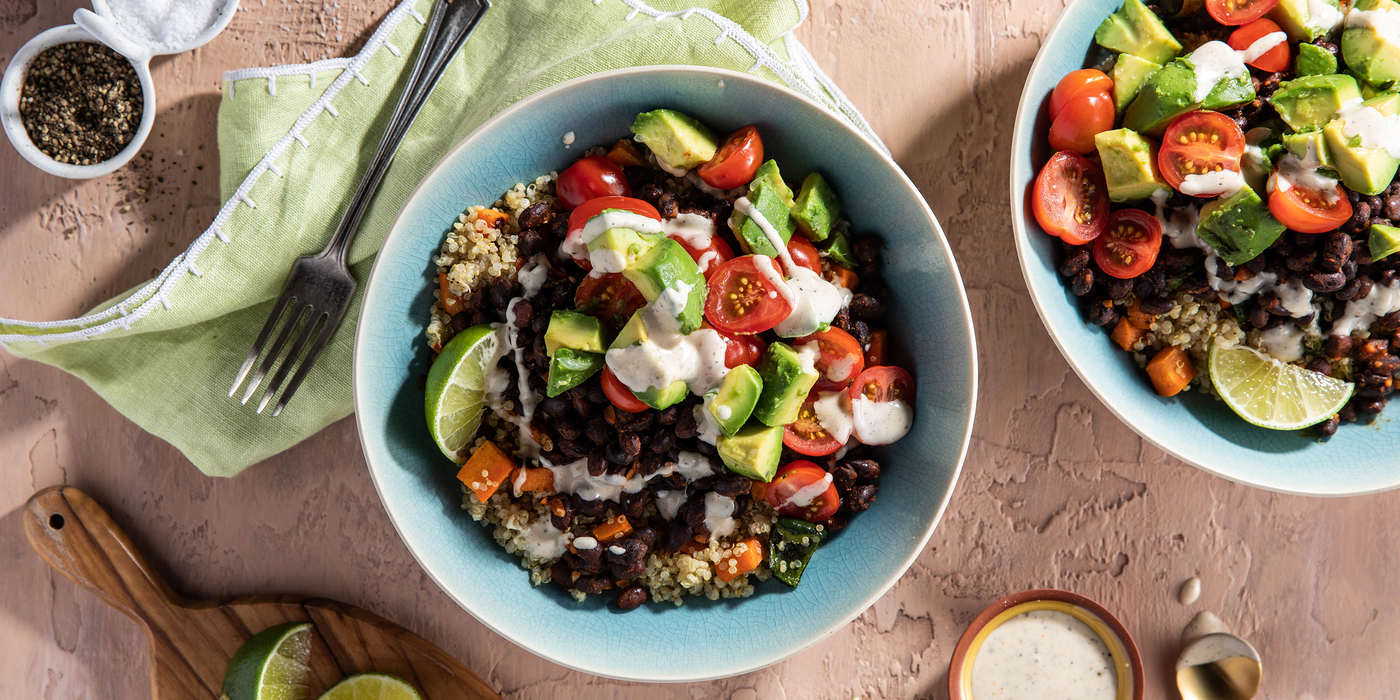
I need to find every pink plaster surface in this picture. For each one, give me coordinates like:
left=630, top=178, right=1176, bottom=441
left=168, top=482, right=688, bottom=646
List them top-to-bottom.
left=0, top=1, right=1395, bottom=698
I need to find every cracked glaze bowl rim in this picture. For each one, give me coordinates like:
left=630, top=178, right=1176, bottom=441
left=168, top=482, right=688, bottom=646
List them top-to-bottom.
left=1011, top=0, right=1400, bottom=497
left=352, top=65, right=978, bottom=681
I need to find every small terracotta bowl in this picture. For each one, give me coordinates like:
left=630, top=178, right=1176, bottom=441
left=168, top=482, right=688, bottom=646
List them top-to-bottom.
left=948, top=588, right=1145, bottom=700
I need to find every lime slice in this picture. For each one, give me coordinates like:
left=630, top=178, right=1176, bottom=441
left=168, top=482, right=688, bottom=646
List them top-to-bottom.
left=426, top=323, right=503, bottom=462
left=1208, top=342, right=1353, bottom=430
left=220, top=622, right=314, bottom=700
left=316, top=673, right=424, bottom=700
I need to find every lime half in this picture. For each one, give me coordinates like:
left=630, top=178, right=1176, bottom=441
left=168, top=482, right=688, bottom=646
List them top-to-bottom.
left=426, top=324, right=502, bottom=462
left=1208, top=342, right=1354, bottom=430
left=220, top=622, right=314, bottom=700
left=316, top=673, right=424, bottom=700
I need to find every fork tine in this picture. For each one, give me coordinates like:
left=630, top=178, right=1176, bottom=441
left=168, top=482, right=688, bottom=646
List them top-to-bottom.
left=230, top=292, right=295, bottom=397
left=241, top=301, right=308, bottom=405
left=270, top=308, right=344, bottom=417
left=256, top=310, right=326, bottom=414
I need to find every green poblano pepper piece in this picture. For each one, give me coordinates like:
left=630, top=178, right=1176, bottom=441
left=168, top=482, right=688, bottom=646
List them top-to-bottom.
left=770, top=517, right=826, bottom=588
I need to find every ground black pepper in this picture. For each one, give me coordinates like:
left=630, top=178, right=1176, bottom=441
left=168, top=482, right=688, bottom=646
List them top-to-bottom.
left=19, top=42, right=143, bottom=166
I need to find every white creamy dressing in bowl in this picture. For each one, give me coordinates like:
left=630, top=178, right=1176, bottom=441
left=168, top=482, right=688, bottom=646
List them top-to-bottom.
left=734, top=196, right=852, bottom=337
left=851, top=395, right=914, bottom=445
left=970, top=609, right=1119, bottom=700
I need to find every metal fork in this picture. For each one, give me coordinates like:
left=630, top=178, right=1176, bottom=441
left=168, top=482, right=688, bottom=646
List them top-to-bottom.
left=230, top=0, right=490, bottom=416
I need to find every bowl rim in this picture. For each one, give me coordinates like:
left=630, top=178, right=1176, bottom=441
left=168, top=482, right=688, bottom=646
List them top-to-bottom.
left=1008, top=0, right=1400, bottom=498
left=352, top=63, right=979, bottom=681
left=946, top=588, right=1145, bottom=700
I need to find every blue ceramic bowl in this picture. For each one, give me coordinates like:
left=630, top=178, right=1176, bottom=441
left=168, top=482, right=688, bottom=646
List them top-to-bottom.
left=1012, top=1, right=1400, bottom=496
left=354, top=66, right=977, bottom=680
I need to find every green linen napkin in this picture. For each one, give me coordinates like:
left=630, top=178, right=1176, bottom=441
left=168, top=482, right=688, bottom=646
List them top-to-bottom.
left=0, top=0, right=883, bottom=477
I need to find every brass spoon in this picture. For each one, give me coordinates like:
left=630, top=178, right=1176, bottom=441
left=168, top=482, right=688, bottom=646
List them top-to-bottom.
left=1175, top=619, right=1263, bottom=700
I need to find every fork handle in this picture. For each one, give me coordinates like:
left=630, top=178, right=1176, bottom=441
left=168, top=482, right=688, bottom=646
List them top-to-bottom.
left=323, top=0, right=490, bottom=264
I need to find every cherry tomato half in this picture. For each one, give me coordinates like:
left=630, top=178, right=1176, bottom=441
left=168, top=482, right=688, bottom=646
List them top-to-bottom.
left=1207, top=0, right=1278, bottom=26
left=1229, top=18, right=1290, bottom=73
left=1049, top=69, right=1114, bottom=121
left=1049, top=90, right=1115, bottom=155
left=1158, top=111, right=1246, bottom=196
left=697, top=125, right=764, bottom=190
left=1032, top=151, right=1111, bottom=244
left=557, top=155, right=631, bottom=210
left=1268, top=178, right=1353, bottom=234
left=565, top=196, right=661, bottom=267
left=1093, top=208, right=1163, bottom=279
left=671, top=231, right=735, bottom=279
left=785, top=235, right=823, bottom=276
left=703, top=256, right=794, bottom=334
left=575, top=273, right=648, bottom=333
left=704, top=322, right=768, bottom=368
left=794, top=327, right=865, bottom=392
left=601, top=366, right=649, bottom=413
left=848, top=366, right=915, bottom=445
left=783, top=392, right=846, bottom=457
left=765, top=461, right=840, bottom=521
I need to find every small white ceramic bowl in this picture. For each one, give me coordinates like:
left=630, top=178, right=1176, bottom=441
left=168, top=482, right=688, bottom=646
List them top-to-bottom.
left=0, top=24, right=156, bottom=179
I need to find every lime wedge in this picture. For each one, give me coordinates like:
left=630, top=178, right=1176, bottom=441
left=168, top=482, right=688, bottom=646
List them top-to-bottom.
left=426, top=323, right=503, bottom=462
left=1208, top=342, right=1353, bottom=430
left=220, top=622, right=314, bottom=700
left=316, top=673, right=424, bottom=700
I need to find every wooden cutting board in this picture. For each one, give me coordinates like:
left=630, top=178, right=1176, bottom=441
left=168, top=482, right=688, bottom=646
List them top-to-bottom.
left=23, top=486, right=501, bottom=700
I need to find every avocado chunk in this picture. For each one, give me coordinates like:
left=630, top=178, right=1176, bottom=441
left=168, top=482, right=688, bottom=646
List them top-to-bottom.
left=1095, top=0, right=1182, bottom=64
left=1270, top=0, right=1343, bottom=41
left=1343, top=0, right=1400, bottom=87
left=1296, top=42, right=1339, bottom=77
left=1111, top=53, right=1163, bottom=112
left=1123, top=56, right=1255, bottom=135
left=1269, top=74, right=1362, bottom=132
left=1322, top=93, right=1400, bottom=196
left=630, top=109, right=719, bottom=173
left=1095, top=128, right=1171, bottom=202
left=1282, top=130, right=1335, bottom=168
left=734, top=161, right=797, bottom=256
left=791, top=172, right=842, bottom=242
left=1197, top=186, right=1288, bottom=265
left=1372, top=224, right=1400, bottom=261
left=587, top=226, right=662, bottom=274
left=819, top=231, right=859, bottom=268
left=622, top=237, right=706, bottom=334
left=544, top=310, right=608, bottom=356
left=609, top=311, right=648, bottom=350
left=753, top=343, right=821, bottom=427
left=546, top=348, right=606, bottom=398
left=709, top=365, right=763, bottom=437
left=634, top=378, right=690, bottom=410
left=716, top=421, right=784, bottom=481
left=770, top=517, right=826, bottom=587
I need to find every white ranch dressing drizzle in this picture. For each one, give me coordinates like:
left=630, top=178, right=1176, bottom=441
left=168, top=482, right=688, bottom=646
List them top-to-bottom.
left=1307, top=0, right=1345, bottom=32
left=1347, top=3, right=1400, bottom=42
left=1185, top=35, right=1284, bottom=104
left=1337, top=103, right=1400, bottom=159
left=1268, top=140, right=1342, bottom=204
left=653, top=155, right=689, bottom=178
left=1179, top=169, right=1247, bottom=197
left=684, top=170, right=735, bottom=198
left=733, top=197, right=851, bottom=337
left=562, top=210, right=665, bottom=260
left=664, top=212, right=718, bottom=249
left=486, top=257, right=551, bottom=461
left=1332, top=281, right=1400, bottom=337
left=605, top=297, right=729, bottom=396
left=1260, top=321, right=1309, bottom=362
left=796, top=336, right=858, bottom=382
left=813, top=390, right=855, bottom=443
left=695, top=395, right=723, bottom=445
left=851, top=395, right=914, bottom=445
left=539, top=450, right=716, bottom=503
left=774, top=472, right=834, bottom=511
left=654, top=491, right=686, bottom=520
left=703, top=492, right=738, bottom=539
left=519, top=518, right=571, bottom=560
left=573, top=536, right=598, bottom=550
left=970, top=609, right=1118, bottom=700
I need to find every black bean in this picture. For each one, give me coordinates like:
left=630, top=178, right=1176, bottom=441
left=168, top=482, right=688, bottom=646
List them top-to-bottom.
left=1385, top=194, right=1400, bottom=221
left=518, top=201, right=554, bottom=230
left=1349, top=202, right=1373, bottom=232
left=516, top=229, right=545, bottom=258
left=1320, top=232, right=1352, bottom=272
left=852, top=236, right=882, bottom=263
left=1059, top=249, right=1091, bottom=277
left=1286, top=249, right=1318, bottom=272
left=1244, top=254, right=1267, bottom=274
left=1213, top=256, right=1236, bottom=280
left=1070, top=268, right=1094, bottom=296
left=1135, top=268, right=1167, bottom=299
left=1302, top=270, right=1346, bottom=293
left=1384, top=270, right=1400, bottom=286
left=1355, top=275, right=1375, bottom=301
left=488, top=276, right=520, bottom=309
left=1106, top=276, right=1134, bottom=300
left=1179, top=276, right=1211, bottom=295
left=1256, top=291, right=1287, bottom=316
left=848, top=294, right=886, bottom=321
left=1139, top=296, right=1175, bottom=315
left=1250, top=302, right=1270, bottom=329
left=1089, top=303, right=1119, bottom=327
left=1293, top=311, right=1317, bottom=327
left=1377, top=311, right=1400, bottom=332
left=849, top=321, right=872, bottom=348
left=1325, top=334, right=1353, bottom=360
left=1357, top=339, right=1390, bottom=362
left=1370, top=355, right=1400, bottom=376
left=1305, top=358, right=1332, bottom=376
left=1355, top=373, right=1392, bottom=397
left=586, top=383, right=609, bottom=404
left=569, top=389, right=593, bottom=419
left=541, top=396, right=571, bottom=418
left=656, top=405, right=679, bottom=425
left=674, top=407, right=698, bottom=439
left=617, top=410, right=656, bottom=432
left=553, top=415, right=582, bottom=441
left=1314, top=415, right=1340, bottom=438
left=585, top=416, right=612, bottom=444
left=648, top=430, right=676, bottom=455
left=606, top=435, right=640, bottom=465
left=559, top=437, right=589, bottom=459
left=696, top=440, right=717, bottom=456
left=587, top=447, right=608, bottom=477
left=847, top=459, right=881, bottom=481
left=831, top=463, right=857, bottom=495
left=649, top=471, right=685, bottom=492
left=713, top=475, right=753, bottom=497
left=848, top=484, right=878, bottom=512
left=619, top=489, right=651, bottom=520
left=573, top=493, right=607, bottom=518
left=547, top=495, right=572, bottom=531
left=679, top=497, right=709, bottom=535
left=822, top=512, right=849, bottom=533
left=663, top=520, right=693, bottom=553
left=630, top=525, right=660, bottom=549
left=572, top=546, right=603, bottom=571
left=550, top=560, right=577, bottom=589
left=573, top=574, right=610, bottom=595
left=616, top=585, right=648, bottom=611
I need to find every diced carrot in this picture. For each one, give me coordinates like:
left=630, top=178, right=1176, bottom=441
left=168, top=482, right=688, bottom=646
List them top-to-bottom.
left=606, top=139, right=648, bottom=168
left=475, top=208, right=509, bottom=228
left=826, top=265, right=859, bottom=291
left=438, top=272, right=464, bottom=315
left=1216, top=297, right=1232, bottom=310
left=1125, top=299, right=1154, bottom=330
left=1110, top=317, right=1147, bottom=351
left=865, top=329, right=888, bottom=367
left=1146, top=345, right=1197, bottom=397
left=456, top=441, right=518, bottom=502
left=517, top=467, right=555, bottom=493
left=749, top=479, right=768, bottom=502
left=591, top=515, right=632, bottom=543
left=716, top=537, right=765, bottom=583
left=680, top=538, right=708, bottom=555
